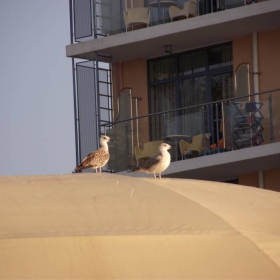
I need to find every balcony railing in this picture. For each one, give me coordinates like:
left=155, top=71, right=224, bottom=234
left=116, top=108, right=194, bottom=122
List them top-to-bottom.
left=71, top=0, right=266, bottom=42
left=101, top=88, right=280, bottom=173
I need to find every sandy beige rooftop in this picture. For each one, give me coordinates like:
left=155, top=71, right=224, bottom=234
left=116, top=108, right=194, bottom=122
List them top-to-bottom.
left=0, top=173, right=280, bottom=279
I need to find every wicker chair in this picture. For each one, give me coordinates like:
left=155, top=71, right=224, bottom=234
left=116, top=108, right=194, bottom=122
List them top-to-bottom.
left=169, top=0, right=198, bottom=22
left=123, top=8, right=150, bottom=32
left=180, top=133, right=211, bottom=159
left=135, top=140, right=163, bottom=165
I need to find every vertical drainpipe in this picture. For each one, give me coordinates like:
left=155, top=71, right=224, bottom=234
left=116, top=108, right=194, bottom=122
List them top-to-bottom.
left=253, top=32, right=264, bottom=189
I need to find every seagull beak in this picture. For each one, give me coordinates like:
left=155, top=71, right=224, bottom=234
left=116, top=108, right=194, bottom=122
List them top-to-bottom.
left=109, top=138, right=115, bottom=142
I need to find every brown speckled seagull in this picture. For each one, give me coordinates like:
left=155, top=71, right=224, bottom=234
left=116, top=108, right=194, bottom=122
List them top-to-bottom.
left=74, top=135, right=114, bottom=173
left=130, top=143, right=172, bottom=179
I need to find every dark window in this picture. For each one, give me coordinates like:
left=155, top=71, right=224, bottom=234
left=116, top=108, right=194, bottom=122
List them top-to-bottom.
left=148, top=43, right=233, bottom=141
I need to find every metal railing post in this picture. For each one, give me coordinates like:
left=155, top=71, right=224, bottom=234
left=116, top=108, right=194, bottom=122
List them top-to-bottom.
left=269, top=93, right=274, bottom=143
left=230, top=101, right=234, bottom=150
left=221, top=102, right=225, bottom=149
left=215, top=103, right=220, bottom=153
left=202, top=106, right=206, bottom=155
left=162, top=113, right=166, bottom=142
left=125, top=121, right=129, bottom=168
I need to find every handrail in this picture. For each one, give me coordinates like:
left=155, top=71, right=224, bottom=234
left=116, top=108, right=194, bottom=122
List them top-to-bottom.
left=101, top=88, right=280, bottom=127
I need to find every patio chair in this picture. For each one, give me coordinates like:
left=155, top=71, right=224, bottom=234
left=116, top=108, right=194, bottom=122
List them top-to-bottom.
left=169, top=0, right=198, bottom=22
left=123, top=7, right=150, bottom=32
left=180, top=133, right=211, bottom=159
left=135, top=140, right=163, bottom=165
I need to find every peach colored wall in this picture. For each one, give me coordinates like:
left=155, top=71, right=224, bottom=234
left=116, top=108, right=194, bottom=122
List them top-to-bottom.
left=233, top=29, right=280, bottom=144
left=233, top=29, right=280, bottom=93
left=258, top=29, right=280, bottom=143
left=258, top=29, right=280, bottom=92
left=239, top=169, right=280, bottom=192
left=264, top=169, right=280, bottom=192
left=238, top=173, right=258, bottom=188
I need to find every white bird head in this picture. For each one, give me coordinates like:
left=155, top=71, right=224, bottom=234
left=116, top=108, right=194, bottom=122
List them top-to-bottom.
left=100, top=135, right=114, bottom=147
left=159, top=143, right=172, bottom=153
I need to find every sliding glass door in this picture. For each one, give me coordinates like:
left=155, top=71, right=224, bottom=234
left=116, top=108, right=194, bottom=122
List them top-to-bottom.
left=148, top=43, right=233, bottom=143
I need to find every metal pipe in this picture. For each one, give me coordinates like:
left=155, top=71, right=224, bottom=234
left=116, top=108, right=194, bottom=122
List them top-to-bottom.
left=258, top=170, right=264, bottom=189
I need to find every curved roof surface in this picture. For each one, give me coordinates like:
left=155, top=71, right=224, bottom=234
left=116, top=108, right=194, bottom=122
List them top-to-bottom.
left=0, top=173, right=280, bottom=279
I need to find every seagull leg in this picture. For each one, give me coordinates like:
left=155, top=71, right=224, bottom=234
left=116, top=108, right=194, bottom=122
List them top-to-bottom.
left=154, top=172, right=156, bottom=179
left=159, top=173, right=161, bottom=179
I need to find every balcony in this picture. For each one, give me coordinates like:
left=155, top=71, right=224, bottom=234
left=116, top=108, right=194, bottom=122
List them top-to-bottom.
left=67, top=0, right=280, bottom=62
left=102, top=88, right=280, bottom=181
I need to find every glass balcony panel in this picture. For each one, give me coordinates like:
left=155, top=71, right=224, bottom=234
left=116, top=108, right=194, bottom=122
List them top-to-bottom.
left=100, top=0, right=123, bottom=35
left=148, top=0, right=179, bottom=25
left=221, top=0, right=245, bottom=10
left=104, top=89, right=279, bottom=173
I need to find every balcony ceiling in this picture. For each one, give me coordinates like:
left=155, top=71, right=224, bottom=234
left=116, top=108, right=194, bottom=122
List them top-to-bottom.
left=66, top=0, right=280, bottom=63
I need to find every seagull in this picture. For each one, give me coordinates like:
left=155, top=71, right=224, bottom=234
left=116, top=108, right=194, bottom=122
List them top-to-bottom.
left=73, top=135, right=114, bottom=173
left=129, top=143, right=172, bottom=179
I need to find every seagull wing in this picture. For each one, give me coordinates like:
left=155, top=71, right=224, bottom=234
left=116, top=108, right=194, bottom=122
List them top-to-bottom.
left=82, top=149, right=109, bottom=167
left=139, top=154, right=161, bottom=171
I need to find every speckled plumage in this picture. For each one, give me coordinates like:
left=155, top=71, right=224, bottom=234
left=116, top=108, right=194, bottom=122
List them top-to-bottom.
left=74, top=136, right=114, bottom=173
left=133, top=143, right=172, bottom=179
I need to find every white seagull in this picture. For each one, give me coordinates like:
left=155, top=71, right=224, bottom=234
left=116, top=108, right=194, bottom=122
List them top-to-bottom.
left=74, top=135, right=114, bottom=173
left=130, top=143, right=172, bottom=179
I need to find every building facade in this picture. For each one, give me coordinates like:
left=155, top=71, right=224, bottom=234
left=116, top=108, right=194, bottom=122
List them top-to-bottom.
left=66, top=0, right=280, bottom=191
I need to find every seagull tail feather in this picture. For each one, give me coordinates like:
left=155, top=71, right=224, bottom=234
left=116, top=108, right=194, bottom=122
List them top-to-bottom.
left=73, top=165, right=85, bottom=173
left=127, top=166, right=141, bottom=172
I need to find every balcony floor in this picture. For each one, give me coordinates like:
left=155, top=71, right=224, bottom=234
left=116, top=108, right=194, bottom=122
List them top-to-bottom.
left=66, top=0, right=280, bottom=62
left=120, top=142, right=280, bottom=181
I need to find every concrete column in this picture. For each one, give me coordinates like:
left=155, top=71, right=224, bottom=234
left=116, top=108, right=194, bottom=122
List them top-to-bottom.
left=258, top=170, right=264, bottom=189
